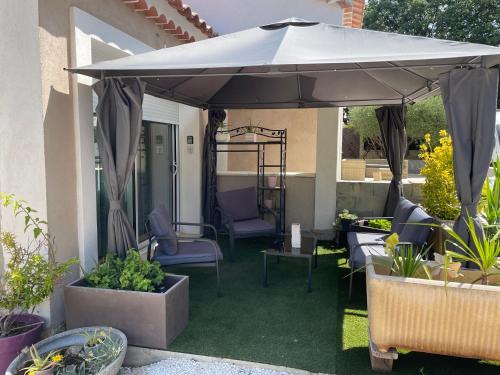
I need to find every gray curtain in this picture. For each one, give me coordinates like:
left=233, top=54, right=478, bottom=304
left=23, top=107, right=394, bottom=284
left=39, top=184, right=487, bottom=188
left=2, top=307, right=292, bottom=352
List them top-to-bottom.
left=439, top=68, right=498, bottom=258
left=93, top=78, right=146, bottom=257
left=376, top=105, right=407, bottom=216
left=202, top=109, right=226, bottom=227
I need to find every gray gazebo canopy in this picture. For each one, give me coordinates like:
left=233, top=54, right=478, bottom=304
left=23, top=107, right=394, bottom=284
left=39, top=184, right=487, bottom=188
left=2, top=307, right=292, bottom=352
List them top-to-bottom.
left=68, top=18, right=500, bottom=109
left=69, top=18, right=500, bottom=256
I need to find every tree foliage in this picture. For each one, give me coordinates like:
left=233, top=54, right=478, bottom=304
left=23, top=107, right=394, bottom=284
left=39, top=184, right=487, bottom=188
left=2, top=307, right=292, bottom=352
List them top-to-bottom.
left=364, top=0, right=500, bottom=46
left=364, top=0, right=500, bottom=106
left=348, top=96, right=446, bottom=155
left=419, top=130, right=460, bottom=220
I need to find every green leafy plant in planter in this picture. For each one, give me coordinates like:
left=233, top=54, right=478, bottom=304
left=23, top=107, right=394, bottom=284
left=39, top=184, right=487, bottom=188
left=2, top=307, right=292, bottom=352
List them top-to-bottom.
left=418, top=130, right=460, bottom=220
left=0, top=193, right=77, bottom=336
left=335, top=209, right=358, bottom=231
left=366, top=219, right=391, bottom=231
left=373, top=233, right=433, bottom=279
left=84, top=251, right=165, bottom=292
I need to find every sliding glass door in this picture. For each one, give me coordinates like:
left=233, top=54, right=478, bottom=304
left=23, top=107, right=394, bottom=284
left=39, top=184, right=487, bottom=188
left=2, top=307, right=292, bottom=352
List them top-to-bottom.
left=95, top=121, right=178, bottom=257
left=136, top=121, right=178, bottom=242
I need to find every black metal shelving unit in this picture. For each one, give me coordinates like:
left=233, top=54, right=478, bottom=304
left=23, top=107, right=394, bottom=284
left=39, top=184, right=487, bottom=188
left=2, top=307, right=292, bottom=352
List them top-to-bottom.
left=212, top=126, right=287, bottom=233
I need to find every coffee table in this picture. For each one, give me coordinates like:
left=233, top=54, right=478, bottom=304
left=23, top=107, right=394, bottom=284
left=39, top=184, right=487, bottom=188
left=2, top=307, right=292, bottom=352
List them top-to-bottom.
left=262, top=232, right=318, bottom=292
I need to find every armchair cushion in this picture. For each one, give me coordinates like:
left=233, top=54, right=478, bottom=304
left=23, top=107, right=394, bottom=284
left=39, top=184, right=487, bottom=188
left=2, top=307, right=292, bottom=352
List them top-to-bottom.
left=217, top=187, right=259, bottom=221
left=391, top=198, right=418, bottom=234
left=148, top=205, right=178, bottom=255
left=398, top=206, right=433, bottom=248
left=232, top=218, right=275, bottom=235
left=347, top=232, right=387, bottom=248
left=153, top=240, right=222, bottom=266
left=351, top=244, right=386, bottom=268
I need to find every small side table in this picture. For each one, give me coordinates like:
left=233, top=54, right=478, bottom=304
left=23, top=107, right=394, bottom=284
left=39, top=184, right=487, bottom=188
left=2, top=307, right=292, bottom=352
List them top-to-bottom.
left=262, top=232, right=318, bottom=292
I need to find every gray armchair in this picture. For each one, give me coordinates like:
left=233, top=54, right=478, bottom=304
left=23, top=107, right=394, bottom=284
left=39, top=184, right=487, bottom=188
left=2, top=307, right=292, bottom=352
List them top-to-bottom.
left=216, top=187, right=278, bottom=262
left=146, top=205, right=222, bottom=295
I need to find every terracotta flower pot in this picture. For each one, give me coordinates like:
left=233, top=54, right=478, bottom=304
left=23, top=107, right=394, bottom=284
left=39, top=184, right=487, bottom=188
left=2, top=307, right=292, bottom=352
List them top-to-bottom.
left=0, top=314, right=44, bottom=375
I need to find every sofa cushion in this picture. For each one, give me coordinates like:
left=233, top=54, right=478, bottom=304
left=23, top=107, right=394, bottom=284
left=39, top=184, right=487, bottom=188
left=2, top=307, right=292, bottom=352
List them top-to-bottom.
left=217, top=187, right=259, bottom=221
left=391, top=198, right=418, bottom=234
left=148, top=205, right=178, bottom=255
left=398, top=206, right=433, bottom=248
left=232, top=218, right=275, bottom=235
left=347, top=232, right=387, bottom=248
left=153, top=240, right=223, bottom=265
left=350, top=244, right=386, bottom=269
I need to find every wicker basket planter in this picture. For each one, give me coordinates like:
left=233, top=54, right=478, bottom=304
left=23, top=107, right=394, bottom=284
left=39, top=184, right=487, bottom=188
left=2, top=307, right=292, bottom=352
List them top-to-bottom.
left=341, top=159, right=366, bottom=181
left=366, top=256, right=500, bottom=372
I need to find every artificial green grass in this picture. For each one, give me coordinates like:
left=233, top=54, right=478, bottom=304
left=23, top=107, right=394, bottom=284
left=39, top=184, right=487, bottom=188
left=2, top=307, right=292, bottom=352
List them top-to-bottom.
left=169, top=237, right=339, bottom=373
left=168, top=238, right=500, bottom=374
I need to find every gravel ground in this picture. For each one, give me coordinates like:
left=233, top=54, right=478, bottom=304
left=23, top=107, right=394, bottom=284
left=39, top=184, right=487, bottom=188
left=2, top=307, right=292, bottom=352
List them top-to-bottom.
left=120, top=358, right=300, bottom=375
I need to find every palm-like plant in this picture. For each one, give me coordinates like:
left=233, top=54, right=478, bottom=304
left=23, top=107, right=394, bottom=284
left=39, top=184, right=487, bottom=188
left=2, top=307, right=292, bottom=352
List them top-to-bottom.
left=481, top=158, right=500, bottom=226
left=444, top=215, right=500, bottom=285
left=379, top=234, right=432, bottom=278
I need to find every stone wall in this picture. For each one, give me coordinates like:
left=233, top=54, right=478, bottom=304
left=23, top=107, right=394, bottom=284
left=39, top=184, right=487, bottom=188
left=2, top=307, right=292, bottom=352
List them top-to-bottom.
left=218, top=173, right=424, bottom=229
left=336, top=179, right=424, bottom=217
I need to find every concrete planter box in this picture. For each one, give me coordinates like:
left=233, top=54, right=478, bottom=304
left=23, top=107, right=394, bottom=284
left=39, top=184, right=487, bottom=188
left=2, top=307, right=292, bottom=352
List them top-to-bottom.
left=366, top=256, right=500, bottom=372
left=64, top=275, right=189, bottom=350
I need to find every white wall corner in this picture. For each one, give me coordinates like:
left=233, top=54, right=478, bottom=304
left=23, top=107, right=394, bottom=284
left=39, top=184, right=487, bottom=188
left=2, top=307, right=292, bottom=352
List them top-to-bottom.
left=70, top=7, right=99, bottom=272
left=178, top=105, right=204, bottom=235
left=313, top=107, right=343, bottom=230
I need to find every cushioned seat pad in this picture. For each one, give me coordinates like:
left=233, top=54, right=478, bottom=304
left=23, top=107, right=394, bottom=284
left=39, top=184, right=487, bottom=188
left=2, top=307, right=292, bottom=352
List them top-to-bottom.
left=232, top=218, right=275, bottom=235
left=347, top=232, right=387, bottom=247
left=153, top=239, right=222, bottom=265
left=351, top=244, right=387, bottom=268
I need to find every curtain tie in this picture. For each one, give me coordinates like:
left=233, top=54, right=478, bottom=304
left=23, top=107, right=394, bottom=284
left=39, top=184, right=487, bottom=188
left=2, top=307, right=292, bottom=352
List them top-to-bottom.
left=109, top=200, right=122, bottom=210
left=460, top=204, right=477, bottom=217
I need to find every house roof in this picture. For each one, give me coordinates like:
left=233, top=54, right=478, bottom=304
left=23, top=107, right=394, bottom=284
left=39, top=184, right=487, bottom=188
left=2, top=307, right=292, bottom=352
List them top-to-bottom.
left=122, top=0, right=217, bottom=43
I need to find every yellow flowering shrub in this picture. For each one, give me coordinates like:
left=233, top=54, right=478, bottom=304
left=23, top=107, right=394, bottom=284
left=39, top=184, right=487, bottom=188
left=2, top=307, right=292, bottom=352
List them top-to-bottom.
left=418, top=130, right=460, bottom=220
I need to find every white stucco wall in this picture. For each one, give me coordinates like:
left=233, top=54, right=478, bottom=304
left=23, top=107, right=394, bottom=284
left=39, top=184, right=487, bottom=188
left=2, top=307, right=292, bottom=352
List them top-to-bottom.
left=0, top=0, right=51, bottom=319
left=186, top=0, right=343, bottom=34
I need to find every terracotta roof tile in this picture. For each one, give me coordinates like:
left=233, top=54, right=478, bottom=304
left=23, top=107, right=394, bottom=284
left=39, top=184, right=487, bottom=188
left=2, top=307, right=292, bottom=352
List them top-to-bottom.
left=122, top=0, right=217, bottom=44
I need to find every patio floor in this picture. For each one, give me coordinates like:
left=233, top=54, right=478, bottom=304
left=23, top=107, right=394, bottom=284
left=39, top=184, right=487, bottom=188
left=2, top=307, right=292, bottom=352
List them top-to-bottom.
left=167, top=238, right=500, bottom=375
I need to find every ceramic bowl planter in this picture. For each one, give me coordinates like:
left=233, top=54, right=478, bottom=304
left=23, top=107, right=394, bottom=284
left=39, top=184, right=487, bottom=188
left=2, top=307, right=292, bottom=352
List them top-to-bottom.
left=215, top=132, right=230, bottom=143
left=244, top=132, right=257, bottom=142
left=266, top=175, right=277, bottom=188
left=366, top=256, right=500, bottom=372
left=64, top=275, right=189, bottom=350
left=0, top=314, right=44, bottom=375
left=6, top=326, right=127, bottom=375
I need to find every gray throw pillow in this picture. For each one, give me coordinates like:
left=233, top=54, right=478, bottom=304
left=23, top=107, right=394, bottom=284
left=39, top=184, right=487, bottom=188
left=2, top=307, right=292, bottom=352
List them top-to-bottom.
left=148, top=205, right=178, bottom=255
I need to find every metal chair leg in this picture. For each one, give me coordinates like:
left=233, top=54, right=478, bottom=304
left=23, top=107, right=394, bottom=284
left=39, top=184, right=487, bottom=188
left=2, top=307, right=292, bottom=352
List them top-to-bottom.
left=229, top=234, right=235, bottom=262
left=216, top=259, right=222, bottom=297
left=348, top=263, right=354, bottom=302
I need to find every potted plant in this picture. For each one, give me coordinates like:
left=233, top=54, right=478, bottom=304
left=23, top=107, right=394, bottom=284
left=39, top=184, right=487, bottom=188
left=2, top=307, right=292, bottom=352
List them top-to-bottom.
left=215, top=121, right=230, bottom=143
left=244, top=126, right=257, bottom=142
left=419, top=131, right=460, bottom=252
left=0, top=194, right=76, bottom=374
left=336, top=209, right=358, bottom=232
left=366, top=220, right=500, bottom=372
left=64, top=251, right=188, bottom=350
left=7, top=327, right=126, bottom=375
left=20, top=346, right=61, bottom=375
